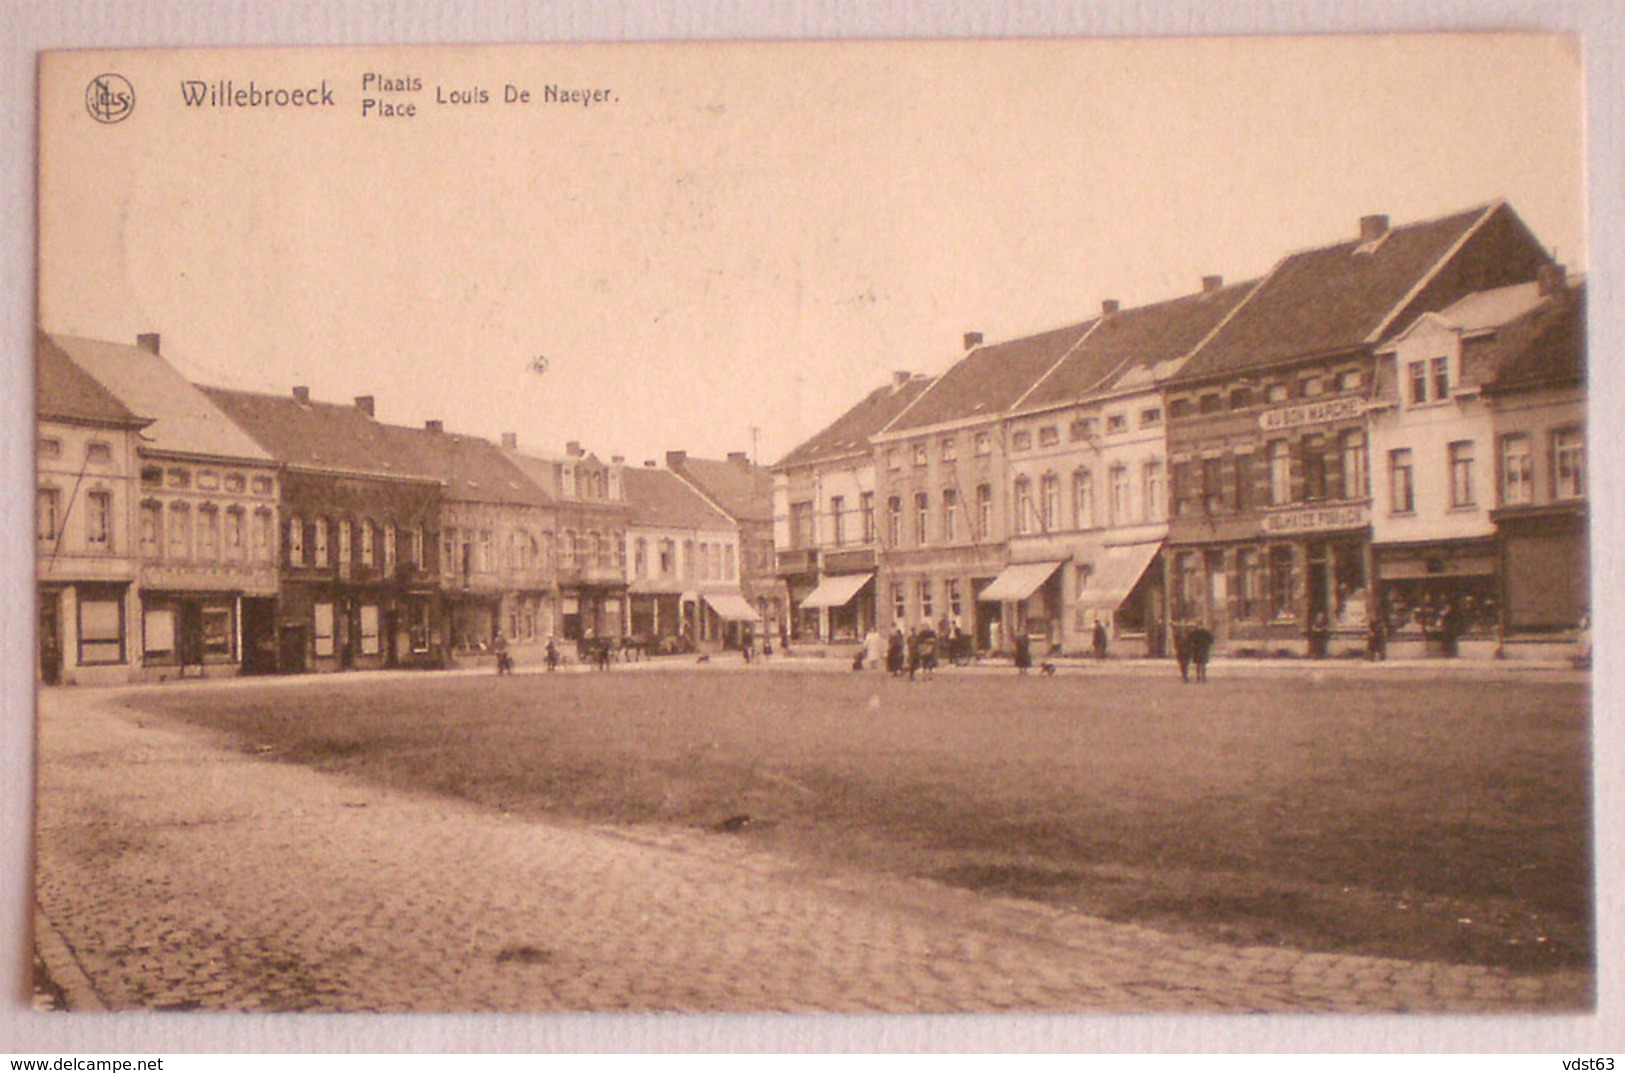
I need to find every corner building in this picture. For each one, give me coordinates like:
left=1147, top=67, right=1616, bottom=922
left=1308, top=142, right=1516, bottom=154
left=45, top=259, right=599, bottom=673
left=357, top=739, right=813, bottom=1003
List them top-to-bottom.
left=1162, top=203, right=1551, bottom=655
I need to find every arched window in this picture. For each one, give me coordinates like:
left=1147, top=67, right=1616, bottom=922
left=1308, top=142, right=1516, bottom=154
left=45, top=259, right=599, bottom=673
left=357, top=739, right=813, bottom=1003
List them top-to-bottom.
left=286, top=514, right=303, bottom=564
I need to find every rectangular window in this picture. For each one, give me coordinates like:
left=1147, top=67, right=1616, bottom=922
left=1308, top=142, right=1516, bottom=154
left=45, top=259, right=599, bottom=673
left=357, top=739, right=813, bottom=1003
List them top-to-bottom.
left=1431, top=356, right=1450, bottom=401
left=1408, top=361, right=1428, bottom=405
left=1338, top=370, right=1364, bottom=392
left=1300, top=376, right=1323, bottom=398
left=1266, top=383, right=1290, bottom=404
left=1229, top=387, right=1253, bottom=411
left=1196, top=394, right=1222, bottom=415
left=1169, top=397, right=1194, bottom=419
left=1140, top=407, right=1163, bottom=428
left=1106, top=413, right=1129, bottom=432
left=1069, top=417, right=1095, bottom=442
left=1038, top=425, right=1059, bottom=447
left=1553, top=428, right=1585, bottom=499
left=1011, top=429, right=1033, bottom=451
left=1340, top=429, right=1368, bottom=499
left=975, top=432, right=993, bottom=456
left=1500, top=434, right=1534, bottom=506
left=1302, top=435, right=1327, bottom=501
left=39, top=437, right=62, bottom=460
left=940, top=438, right=957, bottom=462
left=1449, top=440, right=1476, bottom=508
left=86, top=441, right=113, bottom=465
left=1269, top=441, right=1292, bottom=506
left=912, top=442, right=928, bottom=467
left=886, top=448, right=900, bottom=472
left=1389, top=449, right=1415, bottom=514
left=1233, top=452, right=1252, bottom=512
left=1202, top=457, right=1223, bottom=515
left=1144, top=460, right=1165, bottom=522
left=1110, top=465, right=1130, bottom=525
left=1073, top=469, right=1093, bottom=529
left=1041, top=474, right=1060, bottom=531
left=251, top=476, right=274, bottom=496
left=1014, top=479, right=1034, bottom=535
left=975, top=484, right=993, bottom=541
left=37, top=488, right=60, bottom=543
left=942, top=488, right=958, bottom=542
left=85, top=491, right=112, bottom=549
left=860, top=491, right=876, bottom=544
left=914, top=491, right=929, bottom=544
left=829, top=495, right=845, bottom=547
left=886, top=496, right=902, bottom=547
left=790, top=500, right=815, bottom=549
left=140, top=501, right=162, bottom=556
left=168, top=503, right=192, bottom=559
left=197, top=507, right=220, bottom=561
left=224, top=508, right=245, bottom=561
left=254, top=510, right=274, bottom=563
left=286, top=515, right=302, bottom=564
left=314, top=519, right=330, bottom=567
left=336, top=520, right=352, bottom=567
left=360, top=521, right=375, bottom=566
left=383, top=522, right=397, bottom=571
left=724, top=544, right=735, bottom=580
left=1269, top=546, right=1296, bottom=621
left=1235, top=549, right=1264, bottom=621
left=948, top=578, right=963, bottom=619
left=918, top=579, right=934, bottom=621
left=893, top=583, right=906, bottom=621
left=77, top=591, right=125, bottom=664
left=313, top=602, right=335, bottom=657
left=360, top=605, right=381, bottom=655
left=202, top=606, right=232, bottom=658
left=143, top=607, right=175, bottom=659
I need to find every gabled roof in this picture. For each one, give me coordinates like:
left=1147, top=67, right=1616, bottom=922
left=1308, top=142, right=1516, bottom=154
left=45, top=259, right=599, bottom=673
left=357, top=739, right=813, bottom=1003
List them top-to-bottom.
left=1175, top=203, right=1511, bottom=382
left=1435, top=280, right=1547, bottom=335
left=1015, top=281, right=1258, bottom=413
left=1478, top=283, right=1586, bottom=395
left=883, top=319, right=1098, bottom=435
left=37, top=333, right=147, bottom=427
left=775, top=375, right=935, bottom=469
left=200, top=386, right=437, bottom=483
left=378, top=423, right=552, bottom=507
left=668, top=455, right=774, bottom=524
left=622, top=465, right=736, bottom=530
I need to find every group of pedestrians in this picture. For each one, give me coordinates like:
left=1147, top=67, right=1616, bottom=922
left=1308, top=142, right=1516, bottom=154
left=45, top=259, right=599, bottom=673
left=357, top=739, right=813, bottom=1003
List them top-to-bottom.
left=859, top=623, right=946, bottom=680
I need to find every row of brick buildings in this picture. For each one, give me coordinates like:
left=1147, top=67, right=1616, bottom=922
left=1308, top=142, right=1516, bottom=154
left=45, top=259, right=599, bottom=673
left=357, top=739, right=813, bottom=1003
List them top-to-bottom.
left=772, top=201, right=1587, bottom=659
left=36, top=333, right=782, bottom=684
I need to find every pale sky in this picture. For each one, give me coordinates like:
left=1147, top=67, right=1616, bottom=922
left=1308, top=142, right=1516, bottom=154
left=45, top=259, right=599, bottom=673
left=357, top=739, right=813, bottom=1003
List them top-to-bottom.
left=39, top=35, right=1584, bottom=466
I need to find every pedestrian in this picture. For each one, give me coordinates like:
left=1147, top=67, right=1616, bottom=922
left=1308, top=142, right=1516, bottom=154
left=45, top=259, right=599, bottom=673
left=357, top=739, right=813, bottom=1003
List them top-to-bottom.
left=1439, top=600, right=1461, bottom=658
left=1307, top=611, right=1330, bottom=659
left=1367, top=614, right=1387, bottom=662
left=1092, top=617, right=1109, bottom=662
left=1173, top=623, right=1191, bottom=682
left=1188, top=623, right=1214, bottom=683
left=919, top=624, right=938, bottom=678
left=864, top=626, right=885, bottom=672
left=887, top=626, right=905, bottom=676
left=905, top=627, right=921, bottom=681
left=1013, top=630, right=1032, bottom=675
left=493, top=631, right=511, bottom=675
left=545, top=637, right=559, bottom=671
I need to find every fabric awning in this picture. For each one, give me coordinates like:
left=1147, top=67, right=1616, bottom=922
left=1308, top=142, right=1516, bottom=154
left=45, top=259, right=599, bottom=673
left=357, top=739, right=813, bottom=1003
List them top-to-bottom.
left=1076, top=541, right=1162, bottom=611
left=977, top=560, right=1065, bottom=603
left=799, top=572, right=874, bottom=610
left=702, top=591, right=760, bottom=622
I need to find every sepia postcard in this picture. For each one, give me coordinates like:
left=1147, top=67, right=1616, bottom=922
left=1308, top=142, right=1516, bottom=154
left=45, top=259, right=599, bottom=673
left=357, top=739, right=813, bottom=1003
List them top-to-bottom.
left=29, top=34, right=1595, bottom=1023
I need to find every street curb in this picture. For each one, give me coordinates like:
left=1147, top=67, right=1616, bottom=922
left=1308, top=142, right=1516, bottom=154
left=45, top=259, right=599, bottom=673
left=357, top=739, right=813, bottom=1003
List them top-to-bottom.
left=33, top=903, right=106, bottom=1012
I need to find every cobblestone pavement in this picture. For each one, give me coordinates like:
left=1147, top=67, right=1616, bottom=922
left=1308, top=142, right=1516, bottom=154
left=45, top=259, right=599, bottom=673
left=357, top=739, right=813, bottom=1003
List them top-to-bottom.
left=34, top=684, right=1593, bottom=1014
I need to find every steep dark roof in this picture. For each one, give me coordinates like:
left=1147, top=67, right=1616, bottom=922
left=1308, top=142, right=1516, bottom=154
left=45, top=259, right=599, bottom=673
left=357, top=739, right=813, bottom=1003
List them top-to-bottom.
left=1176, top=204, right=1501, bottom=382
left=1016, top=281, right=1259, bottom=412
left=1479, top=283, right=1586, bottom=395
left=885, top=319, right=1097, bottom=434
left=37, top=333, right=147, bottom=427
left=776, top=375, right=935, bottom=469
left=202, top=386, right=427, bottom=480
left=378, top=423, right=553, bottom=506
left=669, top=455, right=774, bottom=524
left=622, top=466, right=735, bottom=530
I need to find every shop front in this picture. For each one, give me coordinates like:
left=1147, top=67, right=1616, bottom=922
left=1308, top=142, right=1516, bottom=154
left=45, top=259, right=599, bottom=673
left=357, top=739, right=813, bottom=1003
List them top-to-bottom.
left=1373, top=539, right=1500, bottom=657
left=977, top=560, right=1066, bottom=655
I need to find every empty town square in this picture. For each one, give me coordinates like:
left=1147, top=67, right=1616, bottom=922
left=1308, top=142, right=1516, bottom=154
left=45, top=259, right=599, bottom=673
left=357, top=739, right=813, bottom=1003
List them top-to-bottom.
left=34, top=657, right=1591, bottom=1014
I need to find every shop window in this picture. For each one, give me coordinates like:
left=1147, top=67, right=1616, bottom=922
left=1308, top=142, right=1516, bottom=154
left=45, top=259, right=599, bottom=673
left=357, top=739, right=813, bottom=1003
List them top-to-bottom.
left=1553, top=428, right=1585, bottom=499
left=1500, top=434, right=1534, bottom=506
left=1449, top=441, right=1476, bottom=508
left=1268, top=546, right=1296, bottom=621
left=1235, top=549, right=1265, bottom=621
left=77, top=590, right=125, bottom=664
left=313, top=602, right=335, bottom=657
left=360, top=605, right=381, bottom=655
left=143, top=606, right=175, bottom=660
left=202, top=606, right=232, bottom=658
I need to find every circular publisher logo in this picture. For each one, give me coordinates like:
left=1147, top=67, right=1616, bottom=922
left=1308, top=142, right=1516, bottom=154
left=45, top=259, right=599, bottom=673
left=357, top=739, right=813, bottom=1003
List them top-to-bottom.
left=85, top=74, right=135, bottom=124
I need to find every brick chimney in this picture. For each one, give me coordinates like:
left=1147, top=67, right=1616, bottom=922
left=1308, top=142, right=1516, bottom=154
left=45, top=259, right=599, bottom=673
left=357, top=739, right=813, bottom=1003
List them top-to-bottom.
left=1359, top=214, right=1390, bottom=242
left=1537, top=262, right=1568, bottom=298
left=1202, top=274, right=1224, bottom=294
left=1101, top=299, right=1120, bottom=315
left=963, top=331, right=983, bottom=351
left=136, top=333, right=161, bottom=354
left=892, top=370, right=912, bottom=388
left=292, top=386, right=310, bottom=404
left=354, top=395, right=375, bottom=417
left=425, top=419, right=444, bottom=434
left=501, top=432, right=518, bottom=449
left=566, top=440, right=583, bottom=458
left=665, top=449, right=687, bottom=469
left=727, top=451, right=749, bottom=467
left=644, top=460, right=657, bottom=467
